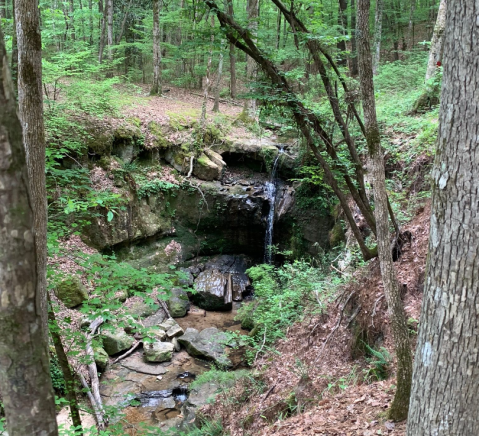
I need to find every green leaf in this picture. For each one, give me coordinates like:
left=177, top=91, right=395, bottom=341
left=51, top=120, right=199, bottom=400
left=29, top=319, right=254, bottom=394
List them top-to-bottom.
left=107, top=210, right=114, bottom=222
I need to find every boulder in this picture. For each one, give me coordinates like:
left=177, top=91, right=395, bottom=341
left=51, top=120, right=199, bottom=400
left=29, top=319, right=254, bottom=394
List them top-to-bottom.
left=193, top=153, right=222, bottom=181
left=191, top=270, right=231, bottom=311
left=55, top=276, right=88, bottom=308
left=167, top=288, right=191, bottom=318
left=128, top=299, right=159, bottom=318
left=159, top=318, right=177, bottom=331
left=166, top=324, right=184, bottom=338
left=177, top=327, right=231, bottom=367
left=101, top=328, right=135, bottom=356
left=144, top=341, right=174, bottom=363
left=94, top=347, right=109, bottom=372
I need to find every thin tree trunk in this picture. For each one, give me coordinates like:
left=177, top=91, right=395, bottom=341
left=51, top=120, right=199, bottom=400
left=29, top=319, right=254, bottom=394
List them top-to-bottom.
left=0, top=0, right=6, bottom=18
left=69, top=0, right=75, bottom=41
left=89, top=0, right=93, bottom=44
left=98, top=0, right=106, bottom=62
left=106, top=0, right=113, bottom=62
left=116, top=0, right=133, bottom=44
left=151, top=0, right=162, bottom=95
left=226, top=0, right=236, bottom=98
left=242, top=0, right=258, bottom=119
left=337, top=0, right=348, bottom=66
left=349, top=0, right=358, bottom=75
left=357, top=0, right=412, bottom=421
left=372, top=0, right=383, bottom=75
left=407, top=0, right=415, bottom=50
left=424, top=0, right=446, bottom=82
left=407, top=2, right=479, bottom=434
left=276, top=7, right=281, bottom=50
left=200, top=16, right=215, bottom=126
left=0, top=24, right=59, bottom=436
left=213, top=42, right=224, bottom=112
left=48, top=297, right=83, bottom=434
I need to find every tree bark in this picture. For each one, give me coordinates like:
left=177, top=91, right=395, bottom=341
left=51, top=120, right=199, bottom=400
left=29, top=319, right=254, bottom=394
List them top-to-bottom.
left=0, top=0, right=6, bottom=18
left=10, top=0, right=18, bottom=93
left=15, top=0, right=49, bottom=342
left=98, top=0, right=106, bottom=62
left=106, top=0, right=113, bottom=61
left=150, top=0, right=163, bottom=95
left=226, top=0, right=236, bottom=98
left=242, top=0, right=258, bottom=119
left=337, top=0, right=348, bottom=66
left=349, top=0, right=358, bottom=75
left=356, top=0, right=412, bottom=421
left=372, top=0, right=383, bottom=75
left=424, top=0, right=445, bottom=82
left=407, top=2, right=479, bottom=434
left=200, top=16, right=215, bottom=126
left=0, top=25, right=59, bottom=436
left=212, top=42, right=224, bottom=112
left=48, top=297, right=83, bottom=434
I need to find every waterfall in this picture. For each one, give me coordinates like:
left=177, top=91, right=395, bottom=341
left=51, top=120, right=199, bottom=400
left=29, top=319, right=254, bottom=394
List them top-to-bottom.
left=264, top=149, right=282, bottom=264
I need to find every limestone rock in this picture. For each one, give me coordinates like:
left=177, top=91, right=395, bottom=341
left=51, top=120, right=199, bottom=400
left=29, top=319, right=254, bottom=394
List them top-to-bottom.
left=193, top=153, right=222, bottom=181
left=192, top=270, right=231, bottom=311
left=55, top=276, right=88, bottom=308
left=167, top=288, right=190, bottom=318
left=159, top=318, right=177, bottom=331
left=167, top=324, right=184, bottom=338
left=177, top=327, right=231, bottom=367
left=101, top=328, right=135, bottom=356
left=172, top=337, right=181, bottom=352
left=144, top=341, right=174, bottom=363
left=94, top=347, right=109, bottom=372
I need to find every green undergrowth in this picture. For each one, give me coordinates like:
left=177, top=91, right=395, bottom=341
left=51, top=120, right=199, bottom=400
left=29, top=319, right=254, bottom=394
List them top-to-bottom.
left=235, top=257, right=344, bottom=364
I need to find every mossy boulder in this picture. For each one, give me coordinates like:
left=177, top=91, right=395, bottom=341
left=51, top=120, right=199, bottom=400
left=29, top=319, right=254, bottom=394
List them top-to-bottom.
left=147, top=121, right=169, bottom=149
left=193, top=153, right=222, bottom=181
left=329, top=222, right=346, bottom=247
left=55, top=276, right=88, bottom=308
left=167, top=288, right=191, bottom=318
left=101, top=328, right=135, bottom=356
left=144, top=341, right=174, bottom=363
left=94, top=347, right=109, bottom=372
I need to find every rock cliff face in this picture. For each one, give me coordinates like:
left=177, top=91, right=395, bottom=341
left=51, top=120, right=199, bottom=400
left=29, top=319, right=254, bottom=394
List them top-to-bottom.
left=75, top=118, right=333, bottom=268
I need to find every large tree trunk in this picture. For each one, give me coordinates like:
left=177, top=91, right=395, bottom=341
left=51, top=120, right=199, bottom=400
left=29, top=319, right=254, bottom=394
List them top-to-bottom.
left=15, top=0, right=49, bottom=342
left=150, top=0, right=162, bottom=95
left=336, top=0, right=348, bottom=66
left=356, top=0, right=412, bottom=422
left=372, top=0, right=383, bottom=75
left=424, top=0, right=446, bottom=82
left=407, top=2, right=479, bottom=434
left=0, top=25, right=59, bottom=436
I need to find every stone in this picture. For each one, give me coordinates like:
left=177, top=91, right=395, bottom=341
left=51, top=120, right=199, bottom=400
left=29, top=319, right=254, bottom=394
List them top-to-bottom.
left=193, top=153, right=222, bottom=181
left=191, top=270, right=231, bottom=311
left=55, top=276, right=88, bottom=308
left=167, top=288, right=191, bottom=318
left=128, top=299, right=159, bottom=318
left=143, top=310, right=167, bottom=328
left=159, top=318, right=177, bottom=331
left=166, top=324, right=184, bottom=338
left=142, top=327, right=167, bottom=342
left=177, top=327, right=231, bottom=367
left=101, top=328, right=135, bottom=356
left=172, top=337, right=181, bottom=352
left=144, top=341, right=174, bottom=363
left=94, top=347, right=109, bottom=372
left=120, top=353, right=168, bottom=375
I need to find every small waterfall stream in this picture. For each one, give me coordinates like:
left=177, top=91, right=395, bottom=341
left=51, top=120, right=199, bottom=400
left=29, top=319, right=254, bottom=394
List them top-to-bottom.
left=264, top=149, right=283, bottom=264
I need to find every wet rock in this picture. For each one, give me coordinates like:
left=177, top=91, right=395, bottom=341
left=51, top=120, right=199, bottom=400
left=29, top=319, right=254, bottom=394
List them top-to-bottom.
left=55, top=276, right=88, bottom=308
left=167, top=288, right=191, bottom=318
left=177, top=327, right=231, bottom=367
left=101, top=328, right=135, bottom=356
left=144, top=341, right=174, bottom=363
left=94, top=347, right=109, bottom=372
left=120, top=353, right=168, bottom=375
left=181, top=382, right=220, bottom=426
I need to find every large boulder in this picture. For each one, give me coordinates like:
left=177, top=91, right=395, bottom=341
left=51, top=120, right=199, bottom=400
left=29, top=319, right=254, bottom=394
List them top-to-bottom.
left=193, top=153, right=223, bottom=181
left=191, top=270, right=231, bottom=311
left=55, top=276, right=89, bottom=308
left=167, top=288, right=191, bottom=318
left=177, top=327, right=231, bottom=367
left=101, top=328, right=135, bottom=356
left=144, top=341, right=174, bottom=363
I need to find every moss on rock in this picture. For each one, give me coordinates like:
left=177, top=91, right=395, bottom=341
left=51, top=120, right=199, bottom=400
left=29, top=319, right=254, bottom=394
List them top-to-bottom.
left=55, top=276, right=88, bottom=308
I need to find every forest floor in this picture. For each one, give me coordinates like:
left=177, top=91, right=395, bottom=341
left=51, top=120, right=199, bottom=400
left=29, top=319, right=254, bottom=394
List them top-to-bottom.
left=200, top=201, right=431, bottom=436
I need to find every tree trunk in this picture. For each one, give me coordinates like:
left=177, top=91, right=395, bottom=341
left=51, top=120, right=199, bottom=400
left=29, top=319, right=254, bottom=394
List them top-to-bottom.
left=0, top=0, right=6, bottom=18
left=10, top=0, right=18, bottom=93
left=15, top=0, right=49, bottom=343
left=69, top=0, right=75, bottom=41
left=89, top=0, right=93, bottom=44
left=98, top=0, right=106, bottom=62
left=106, top=0, right=113, bottom=62
left=116, top=0, right=133, bottom=44
left=150, top=0, right=162, bottom=95
left=226, top=0, right=236, bottom=98
left=242, top=0, right=258, bottom=120
left=337, top=0, right=348, bottom=66
left=349, top=0, right=358, bottom=75
left=356, top=0, right=412, bottom=421
left=372, top=0, right=383, bottom=75
left=407, top=0, right=415, bottom=50
left=424, top=0, right=446, bottom=82
left=407, top=2, right=479, bottom=434
left=200, top=16, right=215, bottom=126
left=0, top=25, right=59, bottom=436
left=212, top=42, right=224, bottom=112
left=48, top=298, right=83, bottom=434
